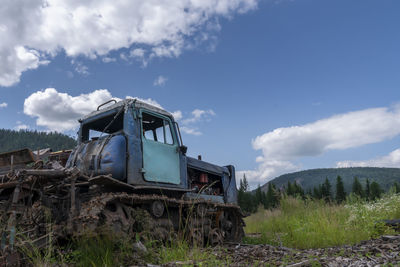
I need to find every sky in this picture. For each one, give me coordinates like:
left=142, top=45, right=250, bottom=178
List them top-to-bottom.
left=1, top=0, right=400, bottom=188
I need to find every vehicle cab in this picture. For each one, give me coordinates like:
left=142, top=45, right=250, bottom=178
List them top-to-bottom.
left=66, top=99, right=238, bottom=203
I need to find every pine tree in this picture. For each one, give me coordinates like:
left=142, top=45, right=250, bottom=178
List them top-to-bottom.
left=237, top=174, right=256, bottom=213
left=238, top=175, right=246, bottom=211
left=241, top=175, right=249, bottom=192
left=335, top=175, right=346, bottom=203
left=352, top=177, right=364, bottom=198
left=321, top=178, right=332, bottom=201
left=365, top=178, right=371, bottom=201
left=286, top=181, right=294, bottom=196
left=370, top=181, right=382, bottom=201
left=266, top=182, right=278, bottom=209
left=293, top=182, right=304, bottom=198
left=255, top=184, right=263, bottom=206
left=313, top=186, right=321, bottom=199
left=261, top=191, right=267, bottom=209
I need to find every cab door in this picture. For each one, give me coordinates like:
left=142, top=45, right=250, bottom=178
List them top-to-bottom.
left=140, top=110, right=180, bottom=184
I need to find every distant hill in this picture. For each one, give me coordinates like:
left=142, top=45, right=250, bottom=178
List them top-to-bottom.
left=0, top=129, right=77, bottom=153
left=260, top=167, right=400, bottom=194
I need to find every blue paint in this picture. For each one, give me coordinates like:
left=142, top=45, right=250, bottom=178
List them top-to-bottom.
left=67, top=99, right=238, bottom=204
left=141, top=109, right=180, bottom=184
left=66, top=134, right=126, bottom=180
left=98, top=135, right=126, bottom=180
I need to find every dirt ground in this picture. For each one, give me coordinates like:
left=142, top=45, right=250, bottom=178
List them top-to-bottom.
left=161, top=235, right=400, bottom=266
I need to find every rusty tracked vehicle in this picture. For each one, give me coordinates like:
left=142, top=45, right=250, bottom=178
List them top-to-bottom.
left=0, top=99, right=244, bottom=261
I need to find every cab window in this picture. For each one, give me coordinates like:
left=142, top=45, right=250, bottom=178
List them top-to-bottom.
left=142, top=112, right=174, bottom=145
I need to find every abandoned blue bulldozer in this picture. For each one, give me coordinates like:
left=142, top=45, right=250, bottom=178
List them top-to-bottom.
left=0, top=99, right=244, bottom=263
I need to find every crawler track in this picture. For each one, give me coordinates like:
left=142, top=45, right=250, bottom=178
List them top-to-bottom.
left=0, top=170, right=245, bottom=264
left=71, top=192, right=245, bottom=245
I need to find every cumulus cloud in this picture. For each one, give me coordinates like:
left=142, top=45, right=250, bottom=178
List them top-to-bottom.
left=0, top=0, right=258, bottom=87
left=153, top=76, right=168, bottom=87
left=23, top=87, right=216, bottom=134
left=23, top=88, right=170, bottom=131
left=24, top=88, right=113, bottom=131
left=0, top=102, right=7, bottom=108
left=241, top=105, right=400, bottom=187
left=177, top=109, right=216, bottom=135
left=182, top=109, right=216, bottom=124
left=171, top=110, right=183, bottom=121
left=180, top=126, right=202, bottom=136
left=336, top=148, right=400, bottom=168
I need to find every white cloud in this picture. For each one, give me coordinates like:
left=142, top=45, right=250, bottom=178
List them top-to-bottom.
left=0, top=0, right=258, bottom=87
left=127, top=48, right=148, bottom=67
left=130, top=49, right=146, bottom=59
left=72, top=60, right=89, bottom=76
left=153, top=75, right=168, bottom=87
left=23, top=87, right=216, bottom=137
left=23, top=88, right=172, bottom=131
left=24, top=88, right=113, bottom=131
left=0, top=102, right=7, bottom=108
left=241, top=105, right=400, bottom=188
left=176, top=109, right=216, bottom=135
left=182, top=109, right=216, bottom=124
left=171, top=110, right=183, bottom=121
left=180, top=126, right=202, bottom=136
left=336, top=148, right=400, bottom=168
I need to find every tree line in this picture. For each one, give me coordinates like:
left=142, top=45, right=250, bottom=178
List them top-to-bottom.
left=0, top=129, right=77, bottom=153
left=238, top=174, right=400, bottom=214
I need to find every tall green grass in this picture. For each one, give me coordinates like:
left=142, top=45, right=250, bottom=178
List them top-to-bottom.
left=244, top=193, right=400, bottom=249
left=22, top=232, right=228, bottom=266
left=157, top=241, right=227, bottom=265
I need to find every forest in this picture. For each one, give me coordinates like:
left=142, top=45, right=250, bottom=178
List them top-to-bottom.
left=0, top=129, right=77, bottom=153
left=239, top=174, right=400, bottom=214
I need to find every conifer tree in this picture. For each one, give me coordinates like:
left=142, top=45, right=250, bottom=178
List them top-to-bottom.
left=237, top=174, right=257, bottom=213
left=335, top=175, right=346, bottom=203
left=352, top=177, right=364, bottom=198
left=321, top=178, right=332, bottom=201
left=365, top=178, right=371, bottom=201
left=286, top=181, right=294, bottom=196
left=370, top=181, right=382, bottom=201
left=266, top=182, right=278, bottom=209
left=293, top=182, right=304, bottom=198
left=255, top=184, right=263, bottom=206
left=313, top=186, right=321, bottom=199
left=261, top=191, right=267, bottom=208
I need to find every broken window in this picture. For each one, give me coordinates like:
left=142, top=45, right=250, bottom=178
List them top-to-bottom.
left=81, top=110, right=124, bottom=142
left=142, top=112, right=174, bottom=145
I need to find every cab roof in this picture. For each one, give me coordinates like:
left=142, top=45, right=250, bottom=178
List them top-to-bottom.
left=80, top=98, right=174, bottom=122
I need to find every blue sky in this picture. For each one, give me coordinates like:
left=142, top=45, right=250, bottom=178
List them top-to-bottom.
left=1, top=0, right=400, bottom=188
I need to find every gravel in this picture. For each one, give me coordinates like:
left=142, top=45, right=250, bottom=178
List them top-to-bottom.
left=207, top=235, right=400, bottom=266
